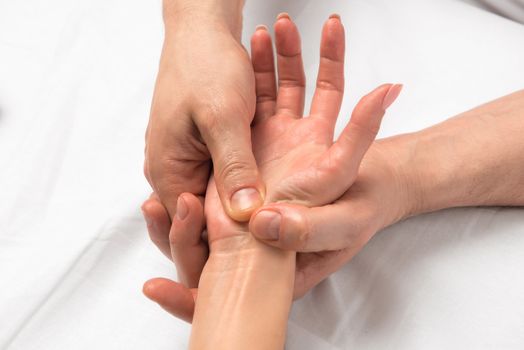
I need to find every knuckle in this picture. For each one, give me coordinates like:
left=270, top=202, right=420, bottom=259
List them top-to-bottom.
left=316, top=74, right=344, bottom=92
left=278, top=77, right=306, bottom=89
left=194, top=96, right=252, bottom=129
left=348, top=119, right=380, bottom=140
left=216, top=154, right=256, bottom=185
left=297, top=213, right=314, bottom=251
left=168, top=228, right=183, bottom=247
left=149, top=234, right=169, bottom=248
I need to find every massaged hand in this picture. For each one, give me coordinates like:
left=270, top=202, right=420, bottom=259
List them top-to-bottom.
left=144, top=1, right=264, bottom=224
left=142, top=14, right=403, bottom=321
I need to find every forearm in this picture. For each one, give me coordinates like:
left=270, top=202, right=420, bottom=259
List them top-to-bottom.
left=162, top=0, right=245, bottom=40
left=391, top=90, right=524, bottom=218
left=189, top=236, right=295, bottom=349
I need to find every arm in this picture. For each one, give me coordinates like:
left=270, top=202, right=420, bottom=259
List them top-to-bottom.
left=145, top=0, right=265, bottom=230
left=162, top=0, right=244, bottom=40
left=144, top=14, right=402, bottom=340
left=144, top=85, right=524, bottom=323
left=246, top=89, right=524, bottom=256
left=394, top=89, right=524, bottom=217
left=188, top=91, right=524, bottom=348
left=190, top=237, right=295, bottom=349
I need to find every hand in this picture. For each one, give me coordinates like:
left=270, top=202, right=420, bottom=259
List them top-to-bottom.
left=144, top=2, right=265, bottom=223
left=142, top=14, right=403, bottom=321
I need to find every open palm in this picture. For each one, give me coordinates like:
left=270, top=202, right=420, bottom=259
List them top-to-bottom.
left=143, top=14, right=401, bottom=321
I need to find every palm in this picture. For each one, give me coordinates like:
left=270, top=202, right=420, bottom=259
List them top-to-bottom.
left=143, top=15, right=401, bottom=321
left=204, top=16, right=386, bottom=246
left=204, top=115, right=330, bottom=245
left=254, top=115, right=332, bottom=204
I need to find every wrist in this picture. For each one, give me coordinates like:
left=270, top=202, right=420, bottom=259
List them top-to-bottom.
left=163, top=0, right=244, bottom=40
left=377, top=114, right=496, bottom=221
left=370, top=133, right=436, bottom=226
left=362, top=139, right=421, bottom=229
left=205, top=234, right=295, bottom=279
left=190, top=236, right=295, bottom=349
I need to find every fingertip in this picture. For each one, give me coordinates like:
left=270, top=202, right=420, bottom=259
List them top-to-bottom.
left=276, top=12, right=291, bottom=21
left=274, top=13, right=298, bottom=39
left=326, top=14, right=343, bottom=28
left=321, top=16, right=345, bottom=60
left=251, top=24, right=271, bottom=45
left=255, top=24, right=269, bottom=32
left=250, top=28, right=274, bottom=67
left=382, top=84, right=403, bottom=110
left=228, top=187, right=265, bottom=222
left=170, top=192, right=205, bottom=244
left=176, top=192, right=202, bottom=220
left=141, top=196, right=166, bottom=219
left=140, top=198, right=154, bottom=216
left=142, top=198, right=163, bottom=230
left=250, top=204, right=307, bottom=250
left=249, top=209, right=282, bottom=241
left=142, top=278, right=163, bottom=300
left=142, top=278, right=196, bottom=323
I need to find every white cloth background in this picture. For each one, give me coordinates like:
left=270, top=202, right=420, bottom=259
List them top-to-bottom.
left=1, top=0, right=523, bottom=349
left=461, top=0, right=524, bottom=23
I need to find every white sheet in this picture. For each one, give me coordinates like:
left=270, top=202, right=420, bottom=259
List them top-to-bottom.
left=1, top=0, right=523, bottom=349
left=461, top=0, right=524, bottom=23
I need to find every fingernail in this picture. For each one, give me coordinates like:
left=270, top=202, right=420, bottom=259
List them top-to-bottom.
left=277, top=12, right=291, bottom=20
left=329, top=13, right=341, bottom=20
left=256, top=24, right=268, bottom=31
left=382, top=84, right=403, bottom=110
left=230, top=188, right=263, bottom=214
left=176, top=196, right=188, bottom=221
left=252, top=210, right=281, bottom=240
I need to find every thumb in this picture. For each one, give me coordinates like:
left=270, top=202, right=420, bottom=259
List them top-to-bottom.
left=316, top=84, right=403, bottom=194
left=199, top=117, right=265, bottom=222
left=249, top=201, right=377, bottom=252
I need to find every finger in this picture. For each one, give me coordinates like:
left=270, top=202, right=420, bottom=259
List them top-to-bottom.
left=274, top=13, right=306, bottom=117
left=310, top=15, right=345, bottom=130
left=251, top=25, right=277, bottom=124
left=319, top=84, right=402, bottom=191
left=146, top=115, right=211, bottom=218
left=201, top=117, right=265, bottom=222
left=170, top=193, right=208, bottom=288
left=142, top=195, right=172, bottom=259
left=249, top=201, right=376, bottom=252
left=293, top=246, right=362, bottom=299
left=143, top=278, right=197, bottom=323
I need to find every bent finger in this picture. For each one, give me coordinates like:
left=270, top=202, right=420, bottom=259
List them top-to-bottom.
left=202, top=117, right=265, bottom=222
left=170, top=193, right=208, bottom=288
left=142, top=194, right=172, bottom=259
left=293, top=245, right=363, bottom=299
left=143, top=278, right=197, bottom=323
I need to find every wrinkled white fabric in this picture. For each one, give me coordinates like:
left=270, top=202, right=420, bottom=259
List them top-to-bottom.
left=1, top=0, right=523, bottom=349
left=461, top=0, right=524, bottom=23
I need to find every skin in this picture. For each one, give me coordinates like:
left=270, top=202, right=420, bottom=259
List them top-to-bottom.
left=145, top=0, right=264, bottom=222
left=143, top=15, right=403, bottom=332
left=187, top=15, right=401, bottom=349
left=143, top=25, right=524, bottom=325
